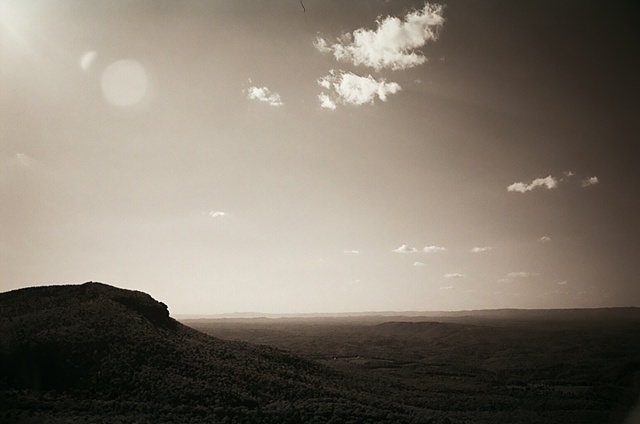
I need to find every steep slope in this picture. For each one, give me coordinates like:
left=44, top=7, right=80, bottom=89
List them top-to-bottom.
left=0, top=282, right=445, bottom=424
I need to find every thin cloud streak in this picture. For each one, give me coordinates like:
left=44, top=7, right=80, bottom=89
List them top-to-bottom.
left=507, top=176, right=558, bottom=193
left=423, top=245, right=446, bottom=253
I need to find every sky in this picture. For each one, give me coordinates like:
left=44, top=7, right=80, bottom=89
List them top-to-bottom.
left=1, top=0, right=638, bottom=315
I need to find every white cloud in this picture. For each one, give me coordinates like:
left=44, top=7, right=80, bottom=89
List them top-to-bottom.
left=315, top=3, right=445, bottom=71
left=317, top=70, right=401, bottom=109
left=245, top=86, right=283, bottom=106
left=318, top=93, right=337, bottom=110
left=564, top=171, right=575, bottom=177
left=507, top=175, right=558, bottom=193
left=582, top=176, right=599, bottom=187
left=209, top=211, right=227, bottom=218
left=538, top=236, right=551, bottom=242
left=393, top=244, right=419, bottom=253
left=423, top=245, right=446, bottom=253
left=471, top=246, right=491, bottom=253
left=343, top=250, right=360, bottom=254
left=413, top=261, right=426, bottom=267
left=444, top=273, right=465, bottom=279
left=439, top=285, right=455, bottom=290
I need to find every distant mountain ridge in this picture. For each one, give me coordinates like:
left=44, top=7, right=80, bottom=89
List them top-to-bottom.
left=0, top=282, right=452, bottom=423
left=178, top=306, right=640, bottom=321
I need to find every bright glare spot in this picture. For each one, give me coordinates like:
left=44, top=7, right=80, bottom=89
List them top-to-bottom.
left=79, top=51, right=97, bottom=71
left=101, top=59, right=148, bottom=107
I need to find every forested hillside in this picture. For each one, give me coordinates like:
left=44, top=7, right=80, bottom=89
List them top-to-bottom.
left=0, top=282, right=449, bottom=423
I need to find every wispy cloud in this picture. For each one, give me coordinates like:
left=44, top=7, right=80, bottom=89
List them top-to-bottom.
left=314, top=3, right=445, bottom=71
left=317, top=70, right=400, bottom=109
left=245, top=86, right=283, bottom=106
left=14, top=153, right=34, bottom=168
left=507, top=175, right=558, bottom=193
left=582, top=176, right=599, bottom=187
left=209, top=211, right=227, bottom=218
left=538, top=236, right=551, bottom=242
left=393, top=244, right=419, bottom=253
left=423, top=245, right=446, bottom=253
left=471, top=246, right=491, bottom=253
left=343, top=250, right=360, bottom=254
left=413, top=261, right=426, bottom=267
left=507, top=272, right=538, bottom=279
left=444, top=273, right=465, bottom=279
left=557, top=281, right=568, bottom=285
left=439, top=285, right=455, bottom=290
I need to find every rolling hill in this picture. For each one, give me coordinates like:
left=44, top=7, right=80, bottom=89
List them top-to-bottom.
left=0, top=282, right=448, bottom=424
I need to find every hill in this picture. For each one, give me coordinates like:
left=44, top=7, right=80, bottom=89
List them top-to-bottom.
left=0, top=282, right=449, bottom=424
left=187, top=312, right=640, bottom=424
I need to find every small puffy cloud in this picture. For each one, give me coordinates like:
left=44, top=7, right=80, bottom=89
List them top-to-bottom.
left=315, top=3, right=445, bottom=71
left=317, top=70, right=401, bottom=109
left=245, top=86, right=283, bottom=106
left=318, top=93, right=337, bottom=110
left=564, top=171, right=575, bottom=177
left=507, top=175, right=558, bottom=193
left=582, top=176, right=599, bottom=187
left=209, top=211, right=227, bottom=218
left=538, top=236, right=551, bottom=242
left=393, top=244, right=419, bottom=253
left=423, top=245, right=446, bottom=253
left=471, top=246, right=491, bottom=253
left=343, top=250, right=360, bottom=254
left=413, top=261, right=426, bottom=267
left=444, top=273, right=465, bottom=279
left=439, top=285, right=455, bottom=290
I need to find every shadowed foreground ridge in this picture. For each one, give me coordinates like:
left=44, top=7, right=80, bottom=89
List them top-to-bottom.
left=0, top=282, right=449, bottom=423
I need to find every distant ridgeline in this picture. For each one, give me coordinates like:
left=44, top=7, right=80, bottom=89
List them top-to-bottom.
left=0, top=282, right=453, bottom=424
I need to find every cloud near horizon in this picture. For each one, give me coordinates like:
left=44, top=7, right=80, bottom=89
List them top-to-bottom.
left=314, top=3, right=445, bottom=71
left=317, top=70, right=400, bottom=109
left=245, top=86, right=283, bottom=106
left=507, top=175, right=558, bottom=193
left=393, top=244, right=419, bottom=253
left=423, top=245, right=446, bottom=253
left=471, top=246, right=491, bottom=253
left=507, top=272, right=538, bottom=279
left=444, top=273, right=465, bottom=279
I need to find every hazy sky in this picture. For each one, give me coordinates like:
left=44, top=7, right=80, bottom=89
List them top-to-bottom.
left=1, top=0, right=638, bottom=314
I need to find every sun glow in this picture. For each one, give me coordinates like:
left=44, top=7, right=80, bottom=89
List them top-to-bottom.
left=101, top=59, right=149, bottom=108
